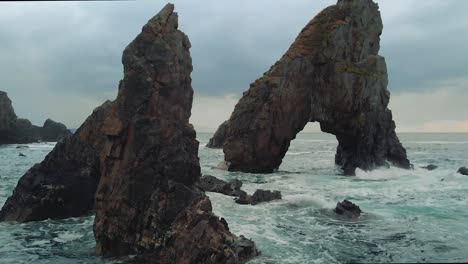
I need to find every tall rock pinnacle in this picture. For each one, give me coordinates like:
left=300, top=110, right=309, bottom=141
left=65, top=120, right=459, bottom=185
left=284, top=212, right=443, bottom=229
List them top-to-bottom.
left=207, top=0, right=410, bottom=175
left=93, top=5, right=257, bottom=262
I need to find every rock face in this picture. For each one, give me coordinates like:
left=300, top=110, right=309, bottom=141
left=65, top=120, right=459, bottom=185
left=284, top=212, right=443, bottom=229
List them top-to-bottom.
left=208, top=0, right=410, bottom=175
left=89, top=4, right=257, bottom=262
left=0, top=91, right=71, bottom=144
left=0, top=100, right=112, bottom=222
left=206, top=120, right=228, bottom=148
left=457, top=167, right=468, bottom=176
left=334, top=200, right=362, bottom=218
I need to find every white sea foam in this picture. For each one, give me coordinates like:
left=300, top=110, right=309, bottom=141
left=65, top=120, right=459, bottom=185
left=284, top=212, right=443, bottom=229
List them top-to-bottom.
left=406, top=141, right=468, bottom=144
left=286, top=151, right=312, bottom=156
left=354, top=167, right=408, bottom=181
left=52, top=232, right=83, bottom=243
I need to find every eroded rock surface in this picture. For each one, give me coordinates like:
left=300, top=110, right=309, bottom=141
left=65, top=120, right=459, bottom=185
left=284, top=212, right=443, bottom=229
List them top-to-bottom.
left=208, top=0, right=410, bottom=175
left=92, top=4, right=257, bottom=262
left=0, top=91, right=71, bottom=144
left=0, top=100, right=112, bottom=222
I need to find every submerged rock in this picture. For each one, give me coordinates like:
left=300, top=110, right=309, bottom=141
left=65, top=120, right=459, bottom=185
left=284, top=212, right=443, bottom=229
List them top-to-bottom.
left=208, top=0, right=410, bottom=175
left=0, top=91, right=71, bottom=144
left=421, top=164, right=438, bottom=171
left=457, top=167, right=468, bottom=176
left=334, top=200, right=362, bottom=218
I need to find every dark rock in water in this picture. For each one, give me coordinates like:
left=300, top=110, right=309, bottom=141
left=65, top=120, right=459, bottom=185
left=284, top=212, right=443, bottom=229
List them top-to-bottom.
left=208, top=0, right=410, bottom=175
left=90, top=4, right=257, bottom=262
left=0, top=91, right=71, bottom=144
left=0, top=100, right=112, bottom=222
left=206, top=120, right=228, bottom=148
left=0, top=137, right=101, bottom=222
left=18, top=153, right=25, bottom=157
left=421, top=164, right=438, bottom=171
left=457, top=167, right=468, bottom=176
left=198, top=175, right=247, bottom=197
left=198, top=175, right=281, bottom=206
left=235, top=189, right=282, bottom=206
left=250, top=189, right=282, bottom=205
left=235, top=195, right=252, bottom=205
left=334, top=200, right=362, bottom=218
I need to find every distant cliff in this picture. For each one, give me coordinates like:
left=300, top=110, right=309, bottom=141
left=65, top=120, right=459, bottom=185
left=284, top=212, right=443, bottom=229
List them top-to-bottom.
left=0, top=91, right=71, bottom=144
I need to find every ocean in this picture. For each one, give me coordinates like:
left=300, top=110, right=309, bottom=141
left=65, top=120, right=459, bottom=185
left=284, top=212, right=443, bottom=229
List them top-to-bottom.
left=0, top=133, right=467, bottom=263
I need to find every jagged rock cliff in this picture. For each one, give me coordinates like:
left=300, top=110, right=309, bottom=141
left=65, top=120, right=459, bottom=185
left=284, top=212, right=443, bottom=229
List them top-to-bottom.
left=208, top=0, right=410, bottom=175
left=1, top=4, right=257, bottom=263
left=93, top=5, right=257, bottom=262
left=0, top=91, right=71, bottom=144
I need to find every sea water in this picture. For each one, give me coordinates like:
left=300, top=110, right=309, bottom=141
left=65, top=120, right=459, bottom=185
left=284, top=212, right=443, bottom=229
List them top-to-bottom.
left=0, top=133, right=467, bottom=263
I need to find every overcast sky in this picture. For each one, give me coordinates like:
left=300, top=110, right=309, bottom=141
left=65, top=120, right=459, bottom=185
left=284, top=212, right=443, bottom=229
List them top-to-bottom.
left=0, top=0, right=467, bottom=132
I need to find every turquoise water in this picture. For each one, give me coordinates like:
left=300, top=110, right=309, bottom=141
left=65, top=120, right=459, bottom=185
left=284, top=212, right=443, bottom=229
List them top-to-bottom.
left=1, top=133, right=468, bottom=263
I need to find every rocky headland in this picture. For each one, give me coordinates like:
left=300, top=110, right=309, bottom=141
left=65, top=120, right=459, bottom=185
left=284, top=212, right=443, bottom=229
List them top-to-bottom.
left=207, top=0, right=410, bottom=175
left=0, top=91, right=71, bottom=144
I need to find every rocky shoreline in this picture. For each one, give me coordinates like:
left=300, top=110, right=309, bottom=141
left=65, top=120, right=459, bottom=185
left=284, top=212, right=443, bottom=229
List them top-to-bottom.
left=4, top=0, right=456, bottom=263
left=0, top=91, right=71, bottom=144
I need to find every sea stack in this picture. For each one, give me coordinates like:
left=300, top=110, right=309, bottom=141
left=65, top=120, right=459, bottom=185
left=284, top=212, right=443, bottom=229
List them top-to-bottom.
left=207, top=0, right=410, bottom=175
left=92, top=5, right=257, bottom=262
left=0, top=91, right=71, bottom=144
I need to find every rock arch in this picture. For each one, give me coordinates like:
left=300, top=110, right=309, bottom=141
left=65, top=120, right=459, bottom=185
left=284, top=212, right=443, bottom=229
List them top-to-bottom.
left=207, top=0, right=410, bottom=175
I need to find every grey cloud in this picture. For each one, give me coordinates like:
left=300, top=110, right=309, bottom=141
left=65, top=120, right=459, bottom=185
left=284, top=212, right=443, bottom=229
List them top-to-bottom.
left=0, top=0, right=466, bottom=129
